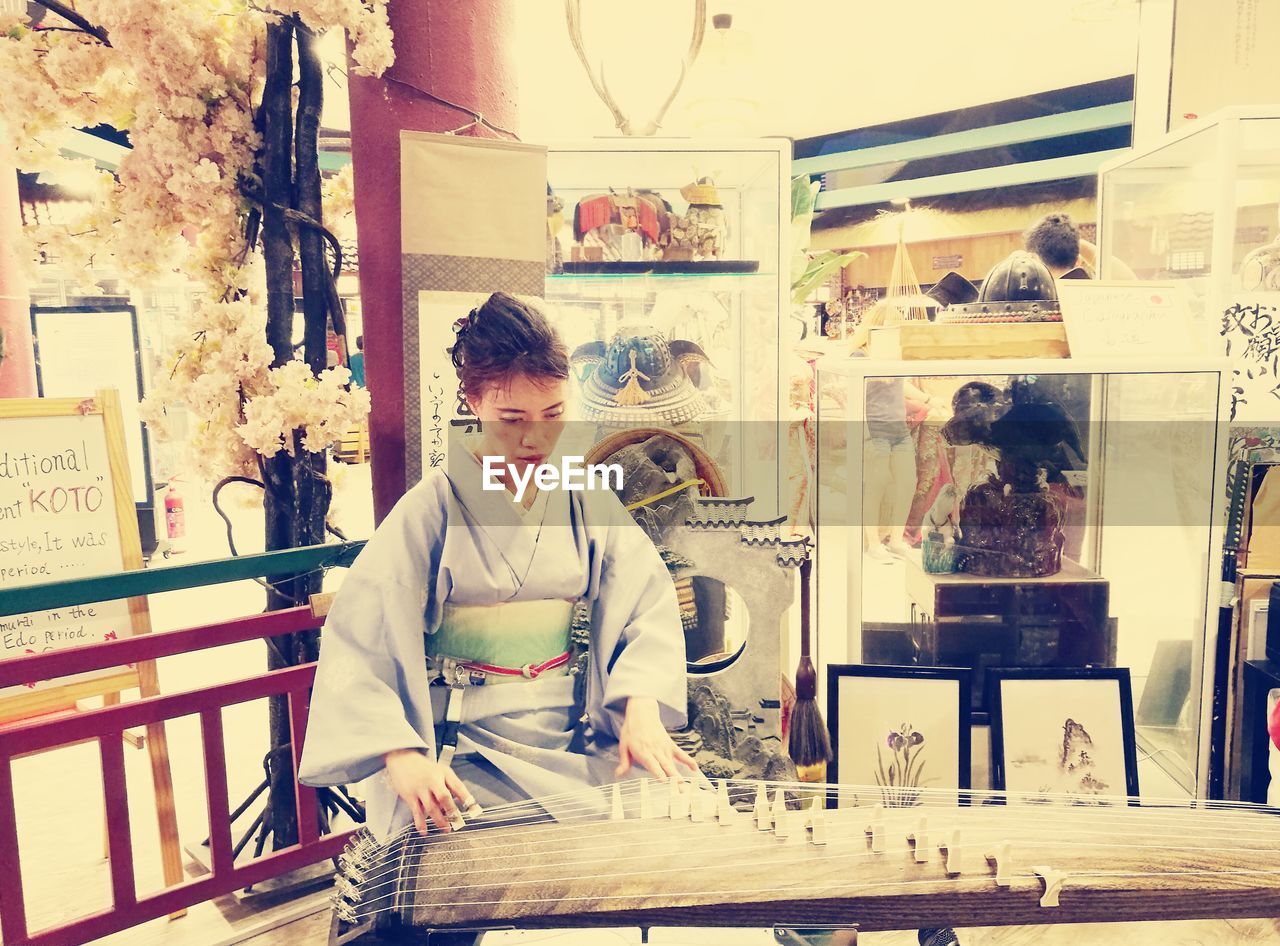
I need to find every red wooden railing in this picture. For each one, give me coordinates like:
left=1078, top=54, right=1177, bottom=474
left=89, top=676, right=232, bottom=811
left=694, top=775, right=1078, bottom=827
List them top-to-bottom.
left=0, top=607, right=352, bottom=946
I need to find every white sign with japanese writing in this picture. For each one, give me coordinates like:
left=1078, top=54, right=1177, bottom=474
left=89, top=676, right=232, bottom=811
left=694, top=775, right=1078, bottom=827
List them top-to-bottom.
left=1058, top=281, right=1201, bottom=359
left=417, top=289, right=491, bottom=473
left=1221, top=292, right=1280, bottom=423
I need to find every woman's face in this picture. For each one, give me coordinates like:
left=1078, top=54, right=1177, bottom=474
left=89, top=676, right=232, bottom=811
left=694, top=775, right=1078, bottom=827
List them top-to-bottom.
left=467, top=372, right=569, bottom=478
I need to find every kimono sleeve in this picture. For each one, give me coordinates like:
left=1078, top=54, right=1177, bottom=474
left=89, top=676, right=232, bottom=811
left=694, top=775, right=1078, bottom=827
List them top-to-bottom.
left=298, top=480, right=446, bottom=787
left=591, top=497, right=688, bottom=739
left=297, top=572, right=434, bottom=787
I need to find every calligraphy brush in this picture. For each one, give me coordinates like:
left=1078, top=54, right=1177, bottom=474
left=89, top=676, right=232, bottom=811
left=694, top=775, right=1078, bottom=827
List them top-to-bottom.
left=787, top=554, right=831, bottom=782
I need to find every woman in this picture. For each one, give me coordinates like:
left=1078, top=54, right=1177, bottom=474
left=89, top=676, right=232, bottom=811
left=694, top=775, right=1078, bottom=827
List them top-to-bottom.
left=299, top=292, right=695, bottom=842
left=849, top=301, right=935, bottom=561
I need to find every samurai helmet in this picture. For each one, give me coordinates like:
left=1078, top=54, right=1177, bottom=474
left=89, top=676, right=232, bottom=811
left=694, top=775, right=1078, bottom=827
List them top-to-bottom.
left=941, top=250, right=1062, bottom=322
left=980, top=251, right=1058, bottom=304
left=572, top=334, right=709, bottom=427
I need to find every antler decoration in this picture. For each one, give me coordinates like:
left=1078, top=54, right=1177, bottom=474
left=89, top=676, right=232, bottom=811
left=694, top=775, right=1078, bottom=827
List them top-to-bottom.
left=565, top=0, right=707, bottom=136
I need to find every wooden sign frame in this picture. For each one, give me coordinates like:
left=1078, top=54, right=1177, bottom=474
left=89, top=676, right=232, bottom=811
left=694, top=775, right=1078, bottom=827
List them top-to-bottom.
left=0, top=390, right=183, bottom=897
left=0, top=390, right=150, bottom=720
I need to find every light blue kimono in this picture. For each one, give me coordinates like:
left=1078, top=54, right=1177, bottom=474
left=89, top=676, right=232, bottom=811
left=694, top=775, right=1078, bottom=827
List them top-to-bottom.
left=298, top=450, right=688, bottom=840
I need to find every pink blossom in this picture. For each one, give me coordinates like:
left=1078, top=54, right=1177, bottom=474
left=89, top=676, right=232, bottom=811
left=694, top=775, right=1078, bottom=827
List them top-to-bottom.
left=7, top=1, right=388, bottom=481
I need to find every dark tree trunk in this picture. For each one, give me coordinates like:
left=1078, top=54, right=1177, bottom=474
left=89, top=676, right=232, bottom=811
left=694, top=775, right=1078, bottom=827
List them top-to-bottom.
left=260, top=16, right=309, bottom=851
left=261, top=19, right=295, bottom=376
left=295, top=22, right=329, bottom=383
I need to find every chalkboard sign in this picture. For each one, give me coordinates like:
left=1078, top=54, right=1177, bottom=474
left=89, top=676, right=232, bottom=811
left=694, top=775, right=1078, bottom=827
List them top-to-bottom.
left=0, top=391, right=147, bottom=721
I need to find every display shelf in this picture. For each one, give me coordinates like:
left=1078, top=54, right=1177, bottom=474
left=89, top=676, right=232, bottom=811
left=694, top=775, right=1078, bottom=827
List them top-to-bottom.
left=1098, top=107, right=1280, bottom=364
left=545, top=137, right=790, bottom=516
left=558, top=260, right=762, bottom=276
left=546, top=269, right=776, bottom=291
left=814, top=352, right=1230, bottom=796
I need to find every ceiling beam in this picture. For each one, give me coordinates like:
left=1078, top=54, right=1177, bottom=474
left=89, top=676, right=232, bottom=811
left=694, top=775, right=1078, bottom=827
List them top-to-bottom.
left=794, top=102, right=1132, bottom=177
left=814, top=149, right=1130, bottom=210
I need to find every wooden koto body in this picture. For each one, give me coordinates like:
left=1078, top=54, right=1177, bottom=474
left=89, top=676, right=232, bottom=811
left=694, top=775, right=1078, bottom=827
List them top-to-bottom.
left=331, top=782, right=1280, bottom=936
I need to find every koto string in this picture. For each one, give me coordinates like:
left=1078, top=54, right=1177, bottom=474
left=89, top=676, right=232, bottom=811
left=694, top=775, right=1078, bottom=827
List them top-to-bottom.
left=368, top=773, right=714, bottom=847
left=371, top=775, right=1280, bottom=851
left=374, top=775, right=1280, bottom=845
left=349, top=776, right=1280, bottom=903
left=370, top=776, right=1280, bottom=855
left=437, top=776, right=1280, bottom=817
left=368, top=778, right=1280, bottom=862
left=340, top=783, right=1280, bottom=926
left=357, top=785, right=1280, bottom=892
left=391, top=789, right=1280, bottom=856
left=344, top=791, right=1280, bottom=908
left=350, top=795, right=1280, bottom=898
left=348, top=807, right=1280, bottom=908
left=368, top=808, right=1279, bottom=885
left=370, top=816, right=1280, bottom=891
left=349, top=824, right=1280, bottom=909
left=347, top=834, right=1280, bottom=923
left=343, top=858, right=1280, bottom=922
left=348, top=872, right=1023, bottom=921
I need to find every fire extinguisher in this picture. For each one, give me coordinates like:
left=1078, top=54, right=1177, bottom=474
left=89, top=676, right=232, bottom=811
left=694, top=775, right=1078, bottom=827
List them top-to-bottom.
left=164, top=479, right=186, bottom=554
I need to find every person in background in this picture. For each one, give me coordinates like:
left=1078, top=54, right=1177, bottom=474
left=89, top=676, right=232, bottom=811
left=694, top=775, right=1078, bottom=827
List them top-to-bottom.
left=1024, top=212, right=1137, bottom=280
left=1024, top=212, right=1087, bottom=278
left=849, top=301, right=936, bottom=562
left=348, top=334, right=366, bottom=387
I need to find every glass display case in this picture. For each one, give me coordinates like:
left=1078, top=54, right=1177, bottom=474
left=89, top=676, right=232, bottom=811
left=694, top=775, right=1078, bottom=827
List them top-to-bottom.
left=1100, top=106, right=1280, bottom=297
left=1099, top=108, right=1280, bottom=424
left=545, top=138, right=789, bottom=517
left=814, top=353, right=1229, bottom=795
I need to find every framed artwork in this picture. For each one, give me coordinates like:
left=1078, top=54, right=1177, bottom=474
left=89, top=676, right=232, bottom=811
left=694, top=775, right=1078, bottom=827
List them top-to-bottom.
left=1241, top=460, right=1280, bottom=570
left=827, top=664, right=971, bottom=808
left=988, top=667, right=1139, bottom=798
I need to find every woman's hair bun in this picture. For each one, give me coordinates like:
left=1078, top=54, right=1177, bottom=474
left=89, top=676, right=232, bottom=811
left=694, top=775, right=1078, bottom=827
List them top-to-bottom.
left=449, top=292, right=569, bottom=399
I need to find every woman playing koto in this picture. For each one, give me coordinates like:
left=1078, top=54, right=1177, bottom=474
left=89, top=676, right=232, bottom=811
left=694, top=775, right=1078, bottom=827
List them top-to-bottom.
left=298, top=292, right=697, bottom=846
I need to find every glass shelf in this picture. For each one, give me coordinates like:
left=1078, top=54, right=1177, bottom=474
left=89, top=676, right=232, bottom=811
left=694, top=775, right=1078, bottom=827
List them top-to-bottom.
left=544, top=138, right=789, bottom=517
left=556, top=261, right=763, bottom=276
left=545, top=262, right=762, bottom=277
left=546, top=269, right=777, bottom=295
left=815, top=354, right=1229, bottom=796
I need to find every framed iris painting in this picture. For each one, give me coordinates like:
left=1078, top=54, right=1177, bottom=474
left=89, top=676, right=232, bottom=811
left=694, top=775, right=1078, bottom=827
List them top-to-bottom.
left=826, top=665, right=971, bottom=808
left=988, top=667, right=1139, bottom=799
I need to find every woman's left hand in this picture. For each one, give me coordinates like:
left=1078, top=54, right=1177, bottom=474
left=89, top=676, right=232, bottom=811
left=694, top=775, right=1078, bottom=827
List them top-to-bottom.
left=615, top=697, right=698, bottom=781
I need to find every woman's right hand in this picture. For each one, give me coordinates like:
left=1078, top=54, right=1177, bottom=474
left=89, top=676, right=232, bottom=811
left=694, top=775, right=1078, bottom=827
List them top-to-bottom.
left=383, top=748, right=474, bottom=835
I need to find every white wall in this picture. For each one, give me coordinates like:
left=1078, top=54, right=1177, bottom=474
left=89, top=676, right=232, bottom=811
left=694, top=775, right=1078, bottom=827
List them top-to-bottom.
left=514, top=0, right=1142, bottom=143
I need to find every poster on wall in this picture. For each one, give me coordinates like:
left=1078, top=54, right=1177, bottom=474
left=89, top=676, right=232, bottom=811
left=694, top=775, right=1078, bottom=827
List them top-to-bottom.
left=400, top=131, right=547, bottom=483
left=417, top=289, right=491, bottom=473
left=1221, top=292, right=1280, bottom=424
left=31, top=305, right=152, bottom=506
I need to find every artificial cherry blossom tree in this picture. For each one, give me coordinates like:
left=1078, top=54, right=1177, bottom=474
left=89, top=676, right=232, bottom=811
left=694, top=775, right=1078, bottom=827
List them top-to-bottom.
left=1, top=0, right=391, bottom=848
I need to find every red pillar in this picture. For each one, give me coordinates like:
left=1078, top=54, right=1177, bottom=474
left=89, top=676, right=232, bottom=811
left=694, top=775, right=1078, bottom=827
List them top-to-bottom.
left=348, top=0, right=518, bottom=522
left=0, top=153, right=36, bottom=398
